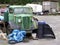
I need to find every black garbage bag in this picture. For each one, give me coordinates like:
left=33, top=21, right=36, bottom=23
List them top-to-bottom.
left=36, top=21, right=56, bottom=39
left=43, top=24, right=56, bottom=39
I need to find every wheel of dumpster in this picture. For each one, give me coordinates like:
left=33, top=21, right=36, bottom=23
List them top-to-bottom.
left=26, top=33, right=33, bottom=39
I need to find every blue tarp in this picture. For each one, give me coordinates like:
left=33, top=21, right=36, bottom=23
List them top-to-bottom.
left=8, top=29, right=26, bottom=42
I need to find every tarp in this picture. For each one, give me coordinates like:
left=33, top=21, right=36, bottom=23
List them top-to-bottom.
left=0, top=16, right=4, bottom=20
left=8, top=29, right=26, bottom=42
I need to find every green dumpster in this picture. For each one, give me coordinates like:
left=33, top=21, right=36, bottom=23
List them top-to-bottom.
left=7, top=5, right=38, bottom=34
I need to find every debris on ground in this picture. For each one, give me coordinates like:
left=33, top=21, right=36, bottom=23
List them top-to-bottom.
left=0, top=29, right=7, bottom=40
left=8, top=29, right=26, bottom=44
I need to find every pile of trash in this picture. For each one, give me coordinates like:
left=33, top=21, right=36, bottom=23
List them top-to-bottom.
left=8, top=29, right=26, bottom=44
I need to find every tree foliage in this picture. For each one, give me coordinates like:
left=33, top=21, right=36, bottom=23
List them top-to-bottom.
left=0, top=0, right=33, bottom=5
